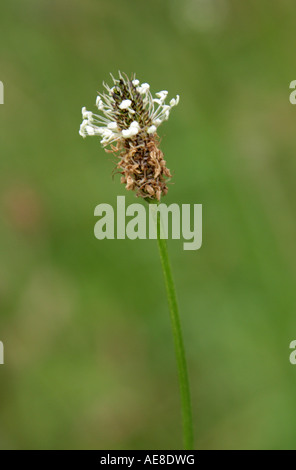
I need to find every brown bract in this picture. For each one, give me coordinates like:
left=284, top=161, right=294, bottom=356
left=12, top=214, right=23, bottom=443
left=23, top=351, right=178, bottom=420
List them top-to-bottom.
left=108, top=132, right=171, bottom=201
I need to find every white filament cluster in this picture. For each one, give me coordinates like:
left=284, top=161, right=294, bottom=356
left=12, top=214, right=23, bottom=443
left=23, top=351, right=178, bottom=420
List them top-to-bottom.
left=79, top=73, right=179, bottom=146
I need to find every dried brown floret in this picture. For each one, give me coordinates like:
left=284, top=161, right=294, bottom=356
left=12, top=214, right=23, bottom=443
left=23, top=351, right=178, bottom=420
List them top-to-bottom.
left=79, top=72, right=179, bottom=200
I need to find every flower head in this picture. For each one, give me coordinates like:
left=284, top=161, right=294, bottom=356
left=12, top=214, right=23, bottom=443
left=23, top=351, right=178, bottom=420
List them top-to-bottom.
left=79, top=72, right=179, bottom=200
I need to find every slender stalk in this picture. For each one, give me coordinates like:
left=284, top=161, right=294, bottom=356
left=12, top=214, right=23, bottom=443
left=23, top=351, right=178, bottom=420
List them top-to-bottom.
left=150, top=201, right=194, bottom=450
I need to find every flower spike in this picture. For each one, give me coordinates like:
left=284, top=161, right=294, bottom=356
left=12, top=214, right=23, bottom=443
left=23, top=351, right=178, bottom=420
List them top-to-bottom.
left=79, top=72, right=179, bottom=200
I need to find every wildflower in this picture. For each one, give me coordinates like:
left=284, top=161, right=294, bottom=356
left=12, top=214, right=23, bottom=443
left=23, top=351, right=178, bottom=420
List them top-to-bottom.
left=79, top=72, right=179, bottom=200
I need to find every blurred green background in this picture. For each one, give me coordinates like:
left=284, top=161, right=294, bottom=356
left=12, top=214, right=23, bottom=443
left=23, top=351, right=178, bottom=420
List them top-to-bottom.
left=1, top=0, right=296, bottom=450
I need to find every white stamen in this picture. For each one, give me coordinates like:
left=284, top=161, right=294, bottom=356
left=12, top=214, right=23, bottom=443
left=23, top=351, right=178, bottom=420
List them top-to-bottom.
left=79, top=72, right=179, bottom=142
left=137, top=83, right=150, bottom=94
left=156, top=90, right=168, bottom=101
left=170, top=95, right=180, bottom=107
left=96, top=96, right=104, bottom=110
left=119, top=99, right=132, bottom=109
left=82, top=108, right=93, bottom=120
left=122, top=121, right=140, bottom=138
left=130, top=121, right=140, bottom=129
left=107, top=122, right=118, bottom=130
left=147, top=125, right=157, bottom=134
left=86, top=126, right=95, bottom=136
left=102, top=129, right=113, bottom=138
left=122, top=129, right=133, bottom=138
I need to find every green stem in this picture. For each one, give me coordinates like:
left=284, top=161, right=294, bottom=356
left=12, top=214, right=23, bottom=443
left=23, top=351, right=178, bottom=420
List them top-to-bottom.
left=150, top=200, right=194, bottom=450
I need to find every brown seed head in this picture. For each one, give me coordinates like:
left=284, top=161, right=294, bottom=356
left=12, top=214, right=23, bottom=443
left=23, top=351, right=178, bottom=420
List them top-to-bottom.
left=79, top=72, right=179, bottom=200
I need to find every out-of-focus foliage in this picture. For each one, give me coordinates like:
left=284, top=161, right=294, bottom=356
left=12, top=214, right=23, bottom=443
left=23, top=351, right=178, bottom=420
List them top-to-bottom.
left=0, top=0, right=296, bottom=450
